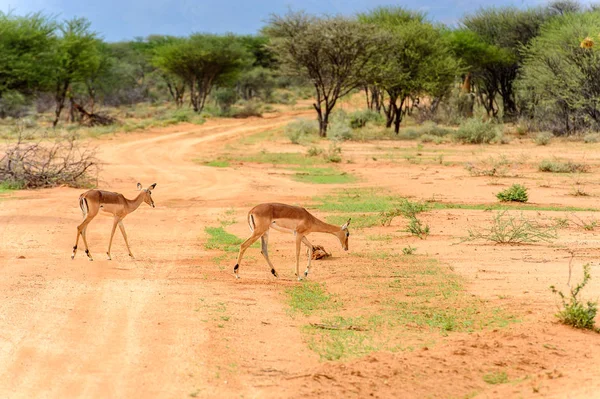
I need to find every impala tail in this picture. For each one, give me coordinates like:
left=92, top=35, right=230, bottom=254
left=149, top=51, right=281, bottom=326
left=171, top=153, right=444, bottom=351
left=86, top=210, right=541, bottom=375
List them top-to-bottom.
left=79, top=196, right=89, bottom=217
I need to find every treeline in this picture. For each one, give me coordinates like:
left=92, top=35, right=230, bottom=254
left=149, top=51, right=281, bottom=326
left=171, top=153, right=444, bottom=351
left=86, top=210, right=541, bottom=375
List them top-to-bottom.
left=1, top=0, right=600, bottom=134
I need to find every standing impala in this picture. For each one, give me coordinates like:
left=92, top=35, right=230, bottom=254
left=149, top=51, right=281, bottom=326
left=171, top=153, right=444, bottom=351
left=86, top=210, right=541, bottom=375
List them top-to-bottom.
left=72, top=182, right=157, bottom=261
left=233, top=203, right=350, bottom=280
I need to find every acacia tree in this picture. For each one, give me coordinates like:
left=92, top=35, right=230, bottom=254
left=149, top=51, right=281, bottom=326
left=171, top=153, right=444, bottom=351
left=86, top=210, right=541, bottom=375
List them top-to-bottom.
left=462, top=6, right=550, bottom=120
left=360, top=7, right=458, bottom=133
left=519, top=10, right=600, bottom=133
left=0, top=12, right=56, bottom=116
left=265, top=12, right=381, bottom=137
left=52, top=18, right=101, bottom=126
left=153, top=34, right=249, bottom=113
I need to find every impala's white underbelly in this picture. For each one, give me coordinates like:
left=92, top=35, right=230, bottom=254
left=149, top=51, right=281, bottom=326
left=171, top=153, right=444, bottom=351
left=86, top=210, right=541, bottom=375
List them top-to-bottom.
left=270, top=218, right=300, bottom=234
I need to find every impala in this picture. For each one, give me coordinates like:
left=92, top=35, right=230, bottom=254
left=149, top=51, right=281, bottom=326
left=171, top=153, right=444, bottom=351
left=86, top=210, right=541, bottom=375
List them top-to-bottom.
left=71, top=183, right=157, bottom=261
left=233, top=203, right=350, bottom=280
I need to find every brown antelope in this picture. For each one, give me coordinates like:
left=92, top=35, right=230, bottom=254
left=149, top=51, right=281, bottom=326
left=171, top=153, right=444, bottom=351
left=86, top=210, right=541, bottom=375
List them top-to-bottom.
left=71, top=183, right=157, bottom=261
left=234, top=203, right=350, bottom=280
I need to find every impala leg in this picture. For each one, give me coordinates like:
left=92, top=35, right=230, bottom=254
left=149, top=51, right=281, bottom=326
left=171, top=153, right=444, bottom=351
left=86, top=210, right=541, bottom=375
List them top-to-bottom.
left=106, top=216, right=120, bottom=260
left=118, top=221, right=134, bottom=258
left=80, top=224, right=94, bottom=261
left=260, top=231, right=278, bottom=278
left=234, top=232, right=262, bottom=279
left=295, top=234, right=303, bottom=281
left=301, top=236, right=313, bottom=278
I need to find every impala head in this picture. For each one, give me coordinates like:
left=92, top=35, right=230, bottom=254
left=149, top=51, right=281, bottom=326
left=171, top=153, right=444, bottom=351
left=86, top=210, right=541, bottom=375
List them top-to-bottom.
left=137, top=182, right=157, bottom=208
left=337, top=218, right=351, bottom=251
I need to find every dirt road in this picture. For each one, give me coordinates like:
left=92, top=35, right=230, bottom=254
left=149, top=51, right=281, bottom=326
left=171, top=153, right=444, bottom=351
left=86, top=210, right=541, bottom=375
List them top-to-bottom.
left=1, top=112, right=600, bottom=398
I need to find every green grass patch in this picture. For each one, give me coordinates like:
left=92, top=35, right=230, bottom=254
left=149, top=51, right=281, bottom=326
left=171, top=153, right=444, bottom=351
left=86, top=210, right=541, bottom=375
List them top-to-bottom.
left=242, top=151, right=320, bottom=166
left=204, top=160, right=230, bottom=168
left=292, top=167, right=356, bottom=184
left=0, top=180, right=24, bottom=193
left=313, top=188, right=399, bottom=213
left=431, top=202, right=597, bottom=212
left=326, top=214, right=381, bottom=229
left=204, top=226, right=257, bottom=252
left=292, top=255, right=517, bottom=361
left=286, top=282, right=341, bottom=316
left=483, top=371, right=509, bottom=385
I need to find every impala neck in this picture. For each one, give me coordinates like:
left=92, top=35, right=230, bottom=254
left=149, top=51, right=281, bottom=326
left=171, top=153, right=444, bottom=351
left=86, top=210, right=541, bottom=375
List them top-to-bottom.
left=124, top=192, right=145, bottom=215
left=312, top=217, right=342, bottom=235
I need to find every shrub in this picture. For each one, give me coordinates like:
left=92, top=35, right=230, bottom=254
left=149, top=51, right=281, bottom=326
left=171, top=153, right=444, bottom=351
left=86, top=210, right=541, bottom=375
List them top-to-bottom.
left=213, top=87, right=238, bottom=113
left=0, top=91, right=29, bottom=118
left=230, top=101, right=262, bottom=118
left=349, top=109, right=384, bottom=129
left=285, top=118, right=319, bottom=144
left=454, top=118, right=500, bottom=144
left=327, top=121, right=352, bottom=141
left=420, top=121, right=452, bottom=137
left=0, top=131, right=99, bottom=188
left=534, top=132, right=553, bottom=146
left=583, top=133, right=600, bottom=143
left=420, top=134, right=443, bottom=144
left=324, top=141, right=342, bottom=163
left=307, top=146, right=323, bottom=157
left=539, top=159, right=590, bottom=173
left=496, top=184, right=528, bottom=203
left=380, top=199, right=430, bottom=226
left=463, top=211, right=557, bottom=244
left=406, top=217, right=430, bottom=239
left=402, top=245, right=417, bottom=255
left=551, top=264, right=598, bottom=332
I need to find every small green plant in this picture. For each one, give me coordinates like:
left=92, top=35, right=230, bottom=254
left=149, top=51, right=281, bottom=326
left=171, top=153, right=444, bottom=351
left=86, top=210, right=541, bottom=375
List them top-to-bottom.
left=453, top=118, right=500, bottom=144
left=534, top=132, right=553, bottom=146
left=324, top=141, right=343, bottom=163
left=307, top=146, right=323, bottom=157
left=539, top=159, right=590, bottom=173
left=496, top=184, right=528, bottom=203
left=380, top=199, right=430, bottom=226
left=463, top=211, right=557, bottom=244
left=569, top=214, right=598, bottom=231
left=406, top=216, right=430, bottom=239
left=402, top=245, right=417, bottom=255
left=550, top=264, right=598, bottom=331
left=483, top=371, right=509, bottom=385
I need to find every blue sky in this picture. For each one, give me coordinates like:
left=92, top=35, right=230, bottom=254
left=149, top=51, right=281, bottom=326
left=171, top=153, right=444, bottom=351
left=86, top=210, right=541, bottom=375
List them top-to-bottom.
left=3, top=0, right=551, bottom=41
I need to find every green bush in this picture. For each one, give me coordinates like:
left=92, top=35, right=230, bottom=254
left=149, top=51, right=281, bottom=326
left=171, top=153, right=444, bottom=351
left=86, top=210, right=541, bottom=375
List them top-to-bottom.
left=230, top=101, right=262, bottom=118
left=349, top=109, right=384, bottom=129
left=285, top=118, right=319, bottom=144
left=454, top=119, right=500, bottom=144
left=327, top=121, right=352, bottom=141
left=420, top=121, right=453, bottom=137
left=534, top=132, right=553, bottom=146
left=583, top=133, right=600, bottom=143
left=539, top=159, right=589, bottom=173
left=496, top=184, right=528, bottom=202
left=551, top=264, right=598, bottom=332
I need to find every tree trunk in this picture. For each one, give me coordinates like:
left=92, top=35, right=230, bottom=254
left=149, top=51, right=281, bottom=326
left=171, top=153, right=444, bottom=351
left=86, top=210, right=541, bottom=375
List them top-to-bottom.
left=53, top=81, right=70, bottom=128
left=393, top=97, right=405, bottom=134
left=314, top=104, right=329, bottom=137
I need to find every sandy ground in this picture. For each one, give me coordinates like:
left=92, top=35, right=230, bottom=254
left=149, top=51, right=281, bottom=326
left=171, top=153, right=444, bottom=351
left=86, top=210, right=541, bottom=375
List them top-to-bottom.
left=1, top=110, right=600, bottom=399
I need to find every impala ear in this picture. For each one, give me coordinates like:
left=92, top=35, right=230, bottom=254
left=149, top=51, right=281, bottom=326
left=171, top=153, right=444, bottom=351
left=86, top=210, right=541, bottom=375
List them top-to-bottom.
left=137, top=182, right=142, bottom=191
left=148, top=183, right=157, bottom=190
left=341, top=218, right=351, bottom=230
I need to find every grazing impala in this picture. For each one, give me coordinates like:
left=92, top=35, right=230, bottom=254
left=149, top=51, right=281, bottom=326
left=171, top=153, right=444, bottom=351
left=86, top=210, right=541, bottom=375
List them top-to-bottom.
left=72, top=182, right=157, bottom=261
left=233, top=203, right=350, bottom=280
